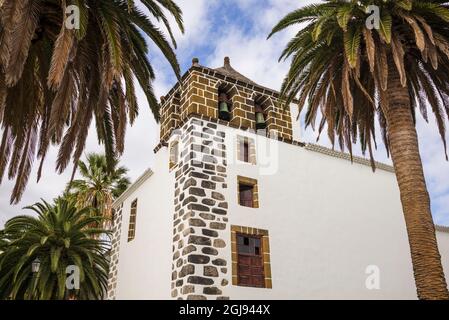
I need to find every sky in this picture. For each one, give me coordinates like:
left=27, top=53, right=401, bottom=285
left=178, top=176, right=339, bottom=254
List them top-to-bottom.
left=0, top=0, right=448, bottom=227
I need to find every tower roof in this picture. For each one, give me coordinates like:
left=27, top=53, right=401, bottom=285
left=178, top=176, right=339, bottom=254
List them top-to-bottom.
left=212, top=57, right=258, bottom=86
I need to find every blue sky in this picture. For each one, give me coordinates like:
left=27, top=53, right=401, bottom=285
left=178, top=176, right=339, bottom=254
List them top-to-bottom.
left=0, top=0, right=448, bottom=226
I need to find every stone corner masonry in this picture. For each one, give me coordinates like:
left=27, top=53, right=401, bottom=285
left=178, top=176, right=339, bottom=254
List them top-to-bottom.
left=171, top=117, right=230, bottom=300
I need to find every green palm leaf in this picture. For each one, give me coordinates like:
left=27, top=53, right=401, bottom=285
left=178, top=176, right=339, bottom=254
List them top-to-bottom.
left=344, top=24, right=362, bottom=68
left=0, top=198, right=109, bottom=299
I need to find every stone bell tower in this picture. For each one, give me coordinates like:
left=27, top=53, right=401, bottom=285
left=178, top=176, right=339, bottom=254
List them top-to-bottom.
left=155, top=57, right=294, bottom=300
left=158, top=57, right=294, bottom=147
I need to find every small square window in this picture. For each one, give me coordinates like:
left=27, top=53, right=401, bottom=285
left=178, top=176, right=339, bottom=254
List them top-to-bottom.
left=169, top=140, right=179, bottom=170
left=237, top=176, right=259, bottom=208
left=239, top=184, right=254, bottom=208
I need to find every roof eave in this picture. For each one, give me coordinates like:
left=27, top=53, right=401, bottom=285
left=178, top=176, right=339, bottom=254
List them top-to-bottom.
left=112, top=168, right=153, bottom=209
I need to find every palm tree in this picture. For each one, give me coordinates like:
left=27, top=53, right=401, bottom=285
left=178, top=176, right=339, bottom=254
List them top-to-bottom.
left=0, top=0, right=184, bottom=204
left=269, top=0, right=449, bottom=299
left=67, top=153, right=130, bottom=227
left=0, top=198, right=109, bottom=300
left=0, top=230, right=6, bottom=253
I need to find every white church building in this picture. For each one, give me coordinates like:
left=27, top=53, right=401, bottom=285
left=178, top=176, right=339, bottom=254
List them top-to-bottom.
left=106, top=57, right=449, bottom=300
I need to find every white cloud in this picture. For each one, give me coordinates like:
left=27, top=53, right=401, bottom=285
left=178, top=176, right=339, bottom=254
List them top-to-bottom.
left=175, top=0, right=217, bottom=48
left=206, top=0, right=308, bottom=89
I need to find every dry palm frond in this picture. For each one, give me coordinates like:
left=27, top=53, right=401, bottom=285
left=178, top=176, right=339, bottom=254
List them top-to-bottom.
left=0, top=0, right=184, bottom=204
left=4, top=0, right=41, bottom=86
left=47, top=25, right=75, bottom=90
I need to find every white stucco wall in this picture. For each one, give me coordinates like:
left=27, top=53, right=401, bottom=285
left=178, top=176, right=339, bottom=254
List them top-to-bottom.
left=113, top=119, right=449, bottom=300
left=223, top=127, right=418, bottom=300
left=114, top=148, right=174, bottom=300
left=437, top=231, right=449, bottom=286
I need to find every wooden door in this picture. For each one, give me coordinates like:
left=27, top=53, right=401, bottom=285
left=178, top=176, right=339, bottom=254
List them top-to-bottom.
left=237, top=234, right=264, bottom=287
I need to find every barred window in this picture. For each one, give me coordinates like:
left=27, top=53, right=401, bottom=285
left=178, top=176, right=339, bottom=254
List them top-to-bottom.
left=127, top=199, right=138, bottom=242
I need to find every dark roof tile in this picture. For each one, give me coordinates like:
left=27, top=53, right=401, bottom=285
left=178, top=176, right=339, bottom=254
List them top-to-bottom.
left=213, top=57, right=258, bottom=86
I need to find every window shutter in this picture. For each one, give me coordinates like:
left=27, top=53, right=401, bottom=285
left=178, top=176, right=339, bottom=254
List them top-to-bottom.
left=239, top=186, right=254, bottom=207
left=237, top=234, right=265, bottom=288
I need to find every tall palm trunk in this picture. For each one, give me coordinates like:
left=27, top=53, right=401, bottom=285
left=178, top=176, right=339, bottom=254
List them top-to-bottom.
left=384, top=61, right=449, bottom=299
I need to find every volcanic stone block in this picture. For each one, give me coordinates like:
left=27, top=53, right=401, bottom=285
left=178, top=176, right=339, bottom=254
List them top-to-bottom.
left=203, top=128, right=215, bottom=135
left=202, top=155, right=218, bottom=164
left=191, top=172, right=209, bottom=180
left=211, top=176, right=225, bottom=182
left=183, top=178, right=197, bottom=189
left=201, top=181, right=216, bottom=190
left=190, top=188, right=206, bottom=197
left=211, top=192, right=225, bottom=201
left=182, top=196, right=198, bottom=206
left=202, top=198, right=216, bottom=206
left=218, top=202, right=228, bottom=209
left=189, top=204, right=210, bottom=212
left=212, top=208, right=226, bottom=215
left=199, top=213, right=216, bottom=221
left=189, top=218, right=206, bottom=227
left=210, top=222, right=226, bottom=230
left=183, top=227, right=195, bottom=237
left=202, top=229, right=219, bottom=237
left=188, top=235, right=211, bottom=246
left=213, top=239, right=226, bottom=248
left=182, top=245, right=197, bottom=255
left=202, top=247, right=219, bottom=256
left=188, top=254, right=211, bottom=264
left=212, top=258, right=227, bottom=266
left=179, top=264, right=195, bottom=277
left=204, top=266, right=219, bottom=277
left=187, top=276, right=214, bottom=285
left=181, top=285, right=195, bottom=295
left=203, top=287, right=222, bottom=295
left=187, top=295, right=207, bottom=300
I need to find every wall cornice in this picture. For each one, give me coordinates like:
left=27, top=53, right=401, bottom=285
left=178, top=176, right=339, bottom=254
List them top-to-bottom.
left=304, top=144, right=395, bottom=173
left=112, top=169, right=153, bottom=209
left=436, top=225, right=449, bottom=233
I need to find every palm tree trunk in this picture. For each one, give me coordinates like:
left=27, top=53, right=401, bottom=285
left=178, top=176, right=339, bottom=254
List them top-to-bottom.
left=384, top=61, right=449, bottom=299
